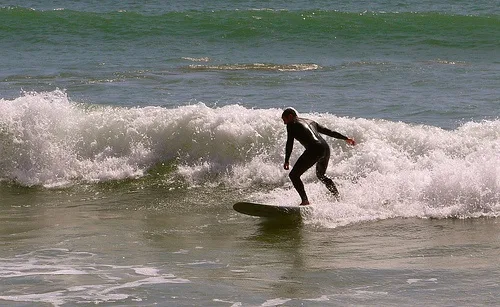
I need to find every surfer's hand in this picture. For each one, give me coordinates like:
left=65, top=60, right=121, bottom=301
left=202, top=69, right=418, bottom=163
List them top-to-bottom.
left=346, top=138, right=356, bottom=146
left=283, top=162, right=289, bottom=170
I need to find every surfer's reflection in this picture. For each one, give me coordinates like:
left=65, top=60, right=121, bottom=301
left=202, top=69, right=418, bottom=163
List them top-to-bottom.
left=247, top=218, right=321, bottom=298
left=257, top=218, right=302, bottom=235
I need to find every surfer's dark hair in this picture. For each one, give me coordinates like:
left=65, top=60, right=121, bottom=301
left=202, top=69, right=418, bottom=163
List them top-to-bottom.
left=282, top=108, right=297, bottom=117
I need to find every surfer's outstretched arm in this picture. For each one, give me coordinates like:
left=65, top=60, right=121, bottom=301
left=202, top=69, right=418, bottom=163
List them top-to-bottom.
left=316, top=123, right=356, bottom=145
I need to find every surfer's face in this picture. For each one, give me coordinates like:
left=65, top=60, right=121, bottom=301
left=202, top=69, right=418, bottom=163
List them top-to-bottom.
left=282, top=114, right=294, bottom=124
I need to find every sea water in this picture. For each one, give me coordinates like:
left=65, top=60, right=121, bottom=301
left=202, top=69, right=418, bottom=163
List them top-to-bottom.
left=1, top=1, right=499, bottom=306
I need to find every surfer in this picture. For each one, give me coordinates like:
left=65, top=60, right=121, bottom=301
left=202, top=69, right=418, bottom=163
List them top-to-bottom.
left=282, top=108, right=356, bottom=206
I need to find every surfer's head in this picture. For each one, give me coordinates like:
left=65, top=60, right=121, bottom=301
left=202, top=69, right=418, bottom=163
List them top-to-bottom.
left=282, top=107, right=297, bottom=124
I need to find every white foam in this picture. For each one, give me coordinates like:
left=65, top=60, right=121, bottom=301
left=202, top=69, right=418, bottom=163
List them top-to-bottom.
left=0, top=90, right=153, bottom=186
left=1, top=90, right=499, bottom=223
left=0, top=91, right=284, bottom=187
left=248, top=116, right=500, bottom=225
left=0, top=248, right=190, bottom=306
left=133, top=267, right=159, bottom=276
left=407, top=278, right=438, bottom=284
left=0, top=291, right=66, bottom=307
left=304, top=295, right=330, bottom=301
left=262, top=298, right=292, bottom=306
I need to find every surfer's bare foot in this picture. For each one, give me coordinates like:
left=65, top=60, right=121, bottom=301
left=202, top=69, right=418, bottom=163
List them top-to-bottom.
left=299, top=200, right=310, bottom=206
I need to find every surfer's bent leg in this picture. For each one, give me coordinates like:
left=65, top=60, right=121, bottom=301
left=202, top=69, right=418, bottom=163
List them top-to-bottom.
left=316, top=146, right=340, bottom=198
left=289, top=149, right=319, bottom=203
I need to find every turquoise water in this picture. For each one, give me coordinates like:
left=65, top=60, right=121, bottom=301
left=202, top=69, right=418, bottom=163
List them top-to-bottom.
left=1, top=0, right=499, bottom=306
left=1, top=3, right=499, bottom=127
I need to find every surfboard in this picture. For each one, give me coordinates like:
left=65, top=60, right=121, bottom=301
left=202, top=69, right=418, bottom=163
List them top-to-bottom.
left=233, top=202, right=302, bottom=218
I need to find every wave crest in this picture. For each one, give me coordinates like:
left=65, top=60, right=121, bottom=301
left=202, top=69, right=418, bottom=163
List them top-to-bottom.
left=1, top=91, right=499, bottom=222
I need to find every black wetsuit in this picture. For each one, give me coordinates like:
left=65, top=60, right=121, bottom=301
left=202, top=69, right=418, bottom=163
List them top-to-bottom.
left=285, top=117, right=348, bottom=202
